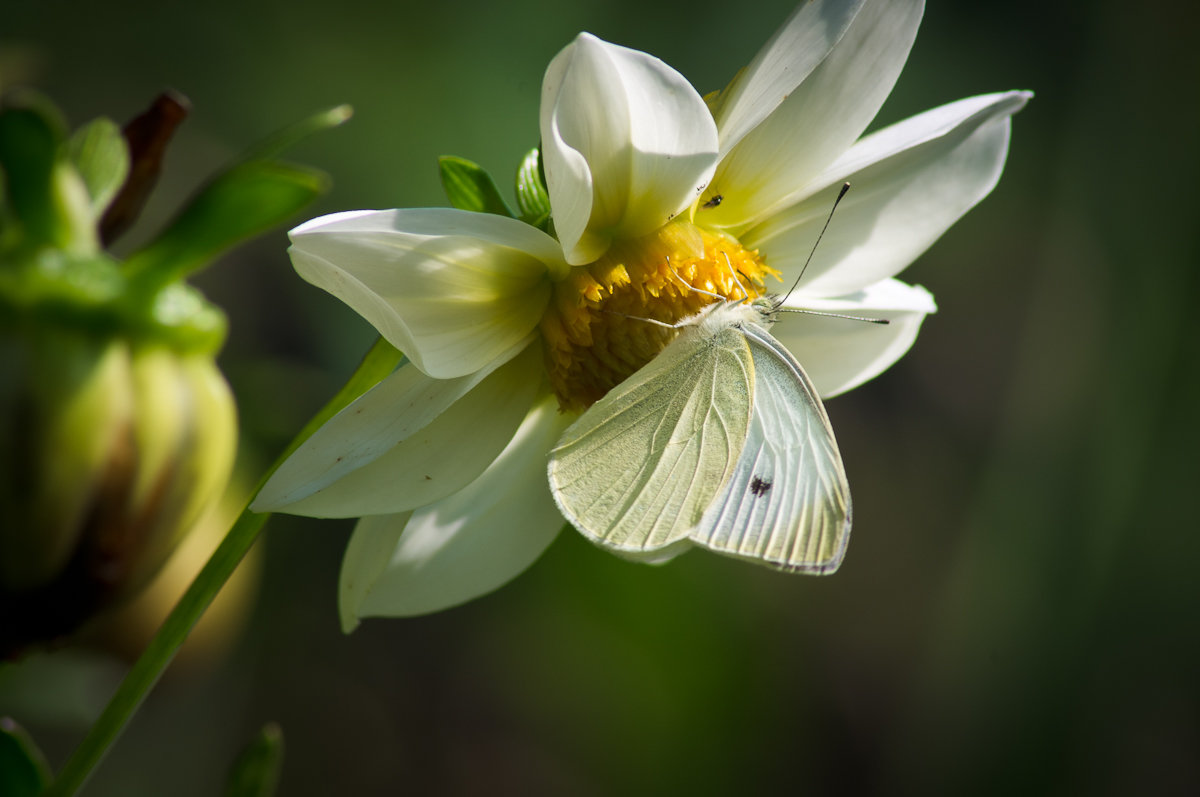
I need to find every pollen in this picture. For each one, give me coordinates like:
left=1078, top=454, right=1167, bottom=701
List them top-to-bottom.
left=541, top=221, right=778, bottom=411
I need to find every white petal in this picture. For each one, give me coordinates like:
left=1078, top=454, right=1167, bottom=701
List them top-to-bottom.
left=702, top=0, right=924, bottom=228
left=711, top=0, right=866, bottom=157
left=541, top=33, right=719, bottom=264
left=809, top=90, right=1030, bottom=190
left=742, top=91, right=1030, bottom=296
left=288, top=208, right=565, bottom=378
left=773, top=279, right=936, bottom=397
left=253, top=344, right=523, bottom=512
left=261, top=345, right=542, bottom=517
left=339, top=394, right=571, bottom=624
left=338, top=510, right=412, bottom=633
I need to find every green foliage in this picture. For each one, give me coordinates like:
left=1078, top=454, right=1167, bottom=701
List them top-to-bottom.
left=0, top=93, right=350, bottom=352
left=0, top=97, right=95, bottom=255
left=0, top=102, right=60, bottom=248
left=117, top=103, right=354, bottom=296
left=239, top=104, right=354, bottom=163
left=66, top=117, right=129, bottom=217
left=515, top=147, right=550, bottom=228
left=436, top=149, right=550, bottom=231
left=438, top=155, right=514, bottom=216
left=123, top=159, right=329, bottom=293
left=0, top=718, right=52, bottom=797
left=224, top=723, right=285, bottom=797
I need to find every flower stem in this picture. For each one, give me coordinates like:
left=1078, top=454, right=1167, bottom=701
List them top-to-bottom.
left=46, top=336, right=404, bottom=796
left=46, top=509, right=266, bottom=796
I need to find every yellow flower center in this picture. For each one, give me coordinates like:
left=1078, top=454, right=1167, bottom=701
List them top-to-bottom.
left=540, top=220, right=778, bottom=411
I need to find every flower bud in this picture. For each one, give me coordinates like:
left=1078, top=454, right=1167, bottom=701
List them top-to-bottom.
left=0, top=90, right=341, bottom=656
left=0, top=326, right=236, bottom=656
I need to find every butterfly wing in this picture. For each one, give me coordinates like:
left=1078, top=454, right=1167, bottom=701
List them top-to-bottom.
left=548, top=323, right=754, bottom=559
left=689, top=323, right=851, bottom=573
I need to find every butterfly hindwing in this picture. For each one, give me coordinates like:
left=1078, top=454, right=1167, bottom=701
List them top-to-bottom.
left=548, top=321, right=755, bottom=557
left=689, top=323, right=851, bottom=572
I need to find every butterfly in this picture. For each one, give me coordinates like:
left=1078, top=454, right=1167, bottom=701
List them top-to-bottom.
left=547, top=184, right=860, bottom=573
left=548, top=291, right=852, bottom=573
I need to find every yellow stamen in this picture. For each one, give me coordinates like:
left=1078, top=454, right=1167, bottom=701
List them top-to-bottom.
left=541, top=220, right=778, bottom=411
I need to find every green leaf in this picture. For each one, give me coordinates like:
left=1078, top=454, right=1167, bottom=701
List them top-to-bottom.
left=0, top=97, right=99, bottom=257
left=0, top=105, right=58, bottom=242
left=238, top=105, right=353, bottom=164
left=67, top=118, right=129, bottom=218
left=515, top=147, right=550, bottom=226
left=438, top=155, right=513, bottom=216
left=123, top=160, right=328, bottom=290
left=0, top=718, right=52, bottom=797
left=224, top=722, right=284, bottom=797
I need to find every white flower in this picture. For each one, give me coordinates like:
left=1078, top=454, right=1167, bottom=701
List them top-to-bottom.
left=253, top=0, right=1029, bottom=627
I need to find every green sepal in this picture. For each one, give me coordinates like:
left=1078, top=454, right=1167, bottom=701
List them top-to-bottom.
left=0, top=98, right=95, bottom=256
left=67, top=117, right=130, bottom=218
left=515, top=148, right=550, bottom=229
left=438, top=155, right=514, bottom=217
left=123, top=159, right=329, bottom=291
left=0, top=250, right=124, bottom=323
left=0, top=253, right=226, bottom=353
left=140, top=281, right=228, bottom=352
left=0, top=718, right=52, bottom=797
left=224, top=722, right=284, bottom=797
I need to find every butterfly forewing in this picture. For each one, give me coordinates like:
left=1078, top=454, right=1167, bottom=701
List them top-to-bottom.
left=549, top=323, right=755, bottom=556
left=690, top=323, right=851, bottom=573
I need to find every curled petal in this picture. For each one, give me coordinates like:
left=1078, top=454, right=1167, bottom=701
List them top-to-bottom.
left=704, top=0, right=924, bottom=228
left=541, top=32, right=719, bottom=264
left=743, top=91, right=1031, bottom=296
left=288, top=208, right=566, bottom=378
left=773, top=279, right=936, bottom=397
left=255, top=344, right=542, bottom=517
left=338, top=394, right=571, bottom=626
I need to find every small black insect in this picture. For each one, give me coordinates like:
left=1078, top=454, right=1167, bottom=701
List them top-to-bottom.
left=702, top=193, right=723, bottom=209
left=749, top=476, right=772, bottom=497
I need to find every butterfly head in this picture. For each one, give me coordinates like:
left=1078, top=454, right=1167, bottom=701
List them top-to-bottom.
left=752, top=294, right=783, bottom=324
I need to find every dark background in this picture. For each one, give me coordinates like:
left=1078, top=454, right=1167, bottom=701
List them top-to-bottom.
left=2, top=0, right=1198, bottom=794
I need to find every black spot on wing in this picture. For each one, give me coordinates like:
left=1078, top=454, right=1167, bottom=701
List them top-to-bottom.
left=749, top=476, right=772, bottom=497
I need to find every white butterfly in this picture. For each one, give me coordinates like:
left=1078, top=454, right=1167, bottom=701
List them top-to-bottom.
left=549, top=183, right=865, bottom=573
left=548, top=291, right=852, bottom=573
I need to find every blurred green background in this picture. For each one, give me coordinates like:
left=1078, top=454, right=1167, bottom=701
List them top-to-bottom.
left=3, top=0, right=1198, bottom=794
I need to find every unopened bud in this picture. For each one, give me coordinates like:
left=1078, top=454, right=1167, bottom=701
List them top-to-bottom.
left=0, top=326, right=236, bottom=656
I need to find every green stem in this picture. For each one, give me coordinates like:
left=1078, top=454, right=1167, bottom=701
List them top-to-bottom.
left=46, top=336, right=403, bottom=797
left=46, top=510, right=266, bottom=796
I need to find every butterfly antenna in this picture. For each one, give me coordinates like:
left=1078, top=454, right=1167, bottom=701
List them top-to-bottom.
left=773, top=182, right=889, bottom=327
left=778, top=182, right=851, bottom=307
left=793, top=309, right=890, bottom=325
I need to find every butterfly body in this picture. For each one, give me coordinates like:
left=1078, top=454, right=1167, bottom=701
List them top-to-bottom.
left=548, top=295, right=851, bottom=573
